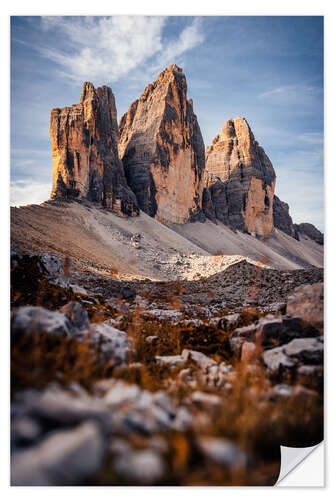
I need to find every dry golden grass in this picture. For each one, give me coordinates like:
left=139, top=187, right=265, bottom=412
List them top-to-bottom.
left=11, top=331, right=113, bottom=395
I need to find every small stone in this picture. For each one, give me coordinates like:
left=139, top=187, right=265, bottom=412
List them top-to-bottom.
left=70, top=284, right=89, bottom=295
left=218, top=313, right=240, bottom=329
left=145, top=335, right=158, bottom=344
left=181, top=349, right=217, bottom=370
left=155, top=355, right=185, bottom=369
left=271, top=384, right=293, bottom=398
left=190, top=391, right=221, bottom=412
left=197, top=437, right=248, bottom=469
left=113, top=449, right=165, bottom=484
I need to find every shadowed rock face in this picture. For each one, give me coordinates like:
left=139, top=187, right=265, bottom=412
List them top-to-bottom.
left=118, top=64, right=205, bottom=224
left=50, top=82, right=139, bottom=217
left=203, top=117, right=276, bottom=238
left=273, top=195, right=297, bottom=238
left=294, top=223, right=324, bottom=245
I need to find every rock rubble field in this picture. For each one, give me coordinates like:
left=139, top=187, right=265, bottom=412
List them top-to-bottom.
left=10, top=251, right=323, bottom=486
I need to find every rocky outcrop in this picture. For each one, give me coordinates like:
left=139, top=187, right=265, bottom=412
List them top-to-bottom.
left=118, top=64, right=205, bottom=224
left=50, top=82, right=139, bottom=216
left=203, top=117, right=276, bottom=238
left=273, top=195, right=297, bottom=238
left=272, top=197, right=324, bottom=245
left=294, top=223, right=324, bottom=245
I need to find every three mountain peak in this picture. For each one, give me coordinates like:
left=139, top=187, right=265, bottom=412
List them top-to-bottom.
left=49, top=65, right=303, bottom=240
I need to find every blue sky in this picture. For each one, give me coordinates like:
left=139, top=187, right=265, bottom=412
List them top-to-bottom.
left=10, top=16, right=324, bottom=230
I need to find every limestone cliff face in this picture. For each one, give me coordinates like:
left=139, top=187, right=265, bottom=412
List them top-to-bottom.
left=118, top=64, right=205, bottom=224
left=50, top=82, right=139, bottom=216
left=203, top=117, right=276, bottom=238
left=273, top=195, right=297, bottom=238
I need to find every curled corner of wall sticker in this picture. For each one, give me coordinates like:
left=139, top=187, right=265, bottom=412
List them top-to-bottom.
left=277, top=442, right=324, bottom=486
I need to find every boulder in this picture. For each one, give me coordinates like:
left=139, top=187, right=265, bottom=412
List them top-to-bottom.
left=11, top=306, right=71, bottom=338
left=229, top=314, right=320, bottom=357
left=89, top=323, right=134, bottom=365
left=262, top=337, right=323, bottom=376
left=284, top=337, right=323, bottom=364
left=262, top=346, right=295, bottom=374
left=103, top=380, right=182, bottom=435
left=13, top=386, right=113, bottom=432
left=11, top=421, right=104, bottom=486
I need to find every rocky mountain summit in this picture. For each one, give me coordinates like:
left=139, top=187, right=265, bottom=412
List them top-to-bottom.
left=118, top=64, right=205, bottom=224
left=47, top=65, right=322, bottom=242
left=50, top=82, right=139, bottom=216
left=203, top=117, right=276, bottom=238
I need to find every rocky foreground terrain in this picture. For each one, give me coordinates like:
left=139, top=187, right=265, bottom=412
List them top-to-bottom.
left=11, top=250, right=323, bottom=486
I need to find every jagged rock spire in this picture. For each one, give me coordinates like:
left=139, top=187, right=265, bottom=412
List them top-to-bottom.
left=118, top=64, right=205, bottom=224
left=50, top=82, right=139, bottom=216
left=203, top=117, right=276, bottom=238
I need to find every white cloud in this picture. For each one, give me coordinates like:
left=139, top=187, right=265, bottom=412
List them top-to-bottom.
left=39, top=16, right=204, bottom=83
left=156, top=18, right=204, bottom=66
left=10, top=180, right=51, bottom=207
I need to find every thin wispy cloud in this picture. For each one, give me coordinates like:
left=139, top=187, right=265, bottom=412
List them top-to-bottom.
left=39, top=16, right=205, bottom=83
left=151, top=18, right=204, bottom=70
left=258, top=84, right=321, bottom=99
